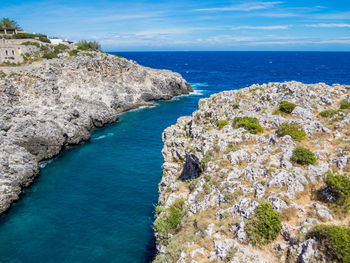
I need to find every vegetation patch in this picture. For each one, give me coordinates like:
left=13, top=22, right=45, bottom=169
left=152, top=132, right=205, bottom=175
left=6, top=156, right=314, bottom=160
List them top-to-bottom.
left=12, top=33, right=50, bottom=43
left=76, top=40, right=101, bottom=51
left=21, top=41, right=41, bottom=48
left=42, top=43, right=69, bottom=59
left=68, top=49, right=79, bottom=56
left=81, top=52, right=94, bottom=58
left=0, top=61, right=21, bottom=66
left=340, top=100, right=350, bottom=110
left=279, top=101, right=297, bottom=114
left=232, top=102, right=240, bottom=109
left=319, top=109, right=339, bottom=118
left=233, top=116, right=263, bottom=134
left=216, top=120, right=229, bottom=129
left=277, top=123, right=306, bottom=141
left=292, top=147, right=316, bottom=165
left=201, top=150, right=214, bottom=170
left=324, top=172, right=350, bottom=213
left=187, top=178, right=198, bottom=192
left=154, top=200, right=185, bottom=243
left=245, top=202, right=282, bottom=246
left=306, top=225, right=350, bottom=263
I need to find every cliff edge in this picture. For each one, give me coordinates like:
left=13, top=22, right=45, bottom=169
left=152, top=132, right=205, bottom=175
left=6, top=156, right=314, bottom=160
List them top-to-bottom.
left=0, top=51, right=192, bottom=214
left=155, top=81, right=350, bottom=262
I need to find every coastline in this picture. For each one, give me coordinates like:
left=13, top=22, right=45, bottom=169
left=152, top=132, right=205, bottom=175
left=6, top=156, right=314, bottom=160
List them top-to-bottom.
left=0, top=51, right=193, bottom=215
left=154, top=81, right=350, bottom=262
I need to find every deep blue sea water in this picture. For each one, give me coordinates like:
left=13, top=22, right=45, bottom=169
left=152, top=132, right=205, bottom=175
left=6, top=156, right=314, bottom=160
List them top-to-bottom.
left=0, top=52, right=350, bottom=263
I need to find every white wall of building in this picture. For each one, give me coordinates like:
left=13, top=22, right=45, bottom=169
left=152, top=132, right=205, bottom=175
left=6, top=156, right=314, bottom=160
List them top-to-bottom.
left=50, top=38, right=63, bottom=45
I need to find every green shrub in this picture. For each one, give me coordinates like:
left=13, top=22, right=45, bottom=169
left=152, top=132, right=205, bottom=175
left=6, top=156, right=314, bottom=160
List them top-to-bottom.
left=11, top=33, right=50, bottom=43
left=76, top=40, right=100, bottom=51
left=21, top=41, right=41, bottom=48
left=54, top=43, right=69, bottom=53
left=42, top=44, right=69, bottom=60
left=68, top=49, right=79, bottom=56
left=42, top=52, right=57, bottom=59
left=81, top=52, right=94, bottom=58
left=340, top=100, right=350, bottom=110
left=279, top=101, right=297, bottom=114
left=232, top=102, right=239, bottom=109
left=319, top=109, right=339, bottom=118
left=233, top=116, right=263, bottom=134
left=216, top=120, right=229, bottom=129
left=277, top=123, right=306, bottom=141
left=292, top=147, right=316, bottom=165
left=201, top=150, right=214, bottom=170
left=325, top=172, right=350, bottom=212
left=187, top=179, right=198, bottom=192
left=153, top=200, right=185, bottom=243
left=245, top=202, right=282, bottom=246
left=167, top=206, right=183, bottom=232
left=306, top=225, right=350, bottom=263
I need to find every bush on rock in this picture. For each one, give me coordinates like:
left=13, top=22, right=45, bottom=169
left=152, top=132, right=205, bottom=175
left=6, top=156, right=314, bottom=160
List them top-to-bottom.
left=279, top=101, right=297, bottom=114
left=319, top=109, right=339, bottom=118
left=233, top=116, right=263, bottom=134
left=216, top=120, right=229, bottom=129
left=277, top=123, right=306, bottom=141
left=292, top=147, right=316, bottom=165
left=325, top=172, right=350, bottom=212
left=154, top=200, right=185, bottom=244
left=245, top=202, right=282, bottom=246
left=306, top=225, right=350, bottom=263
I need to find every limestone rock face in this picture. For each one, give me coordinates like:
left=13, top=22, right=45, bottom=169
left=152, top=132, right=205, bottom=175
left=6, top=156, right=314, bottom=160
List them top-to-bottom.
left=0, top=51, right=192, bottom=213
left=155, top=81, right=350, bottom=262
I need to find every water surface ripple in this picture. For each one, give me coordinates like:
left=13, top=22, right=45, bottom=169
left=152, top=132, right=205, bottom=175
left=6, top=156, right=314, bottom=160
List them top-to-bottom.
left=0, top=52, right=350, bottom=262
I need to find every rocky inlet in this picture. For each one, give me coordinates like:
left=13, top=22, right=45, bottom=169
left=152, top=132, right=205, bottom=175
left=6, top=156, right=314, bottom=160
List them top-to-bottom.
left=0, top=51, right=192, bottom=214
left=155, top=81, right=350, bottom=262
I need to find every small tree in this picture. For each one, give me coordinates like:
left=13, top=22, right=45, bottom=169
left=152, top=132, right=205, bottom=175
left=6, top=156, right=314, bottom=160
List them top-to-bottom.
left=0, top=18, right=22, bottom=30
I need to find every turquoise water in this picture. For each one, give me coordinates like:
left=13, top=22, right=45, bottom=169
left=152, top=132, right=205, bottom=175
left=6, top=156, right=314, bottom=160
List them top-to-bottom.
left=1, top=52, right=350, bottom=263
left=0, top=97, right=204, bottom=263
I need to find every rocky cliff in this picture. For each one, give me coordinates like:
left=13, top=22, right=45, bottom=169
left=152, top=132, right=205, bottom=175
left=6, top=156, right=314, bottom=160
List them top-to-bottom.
left=0, top=51, right=192, bottom=214
left=155, top=82, right=350, bottom=263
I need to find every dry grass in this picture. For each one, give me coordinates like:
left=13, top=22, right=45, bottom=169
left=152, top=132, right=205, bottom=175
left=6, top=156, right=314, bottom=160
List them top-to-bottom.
left=280, top=207, right=299, bottom=221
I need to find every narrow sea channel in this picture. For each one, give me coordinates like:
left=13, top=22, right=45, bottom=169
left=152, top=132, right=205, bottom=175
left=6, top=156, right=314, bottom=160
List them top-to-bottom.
left=0, top=52, right=349, bottom=262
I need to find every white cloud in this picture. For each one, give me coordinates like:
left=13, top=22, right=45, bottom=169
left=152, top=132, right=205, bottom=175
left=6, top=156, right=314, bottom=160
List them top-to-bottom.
left=194, top=1, right=282, bottom=12
left=315, top=11, right=350, bottom=19
left=256, top=12, right=299, bottom=17
left=88, top=13, right=162, bottom=22
left=305, top=23, right=350, bottom=28
left=231, top=25, right=289, bottom=30
left=317, top=38, right=350, bottom=44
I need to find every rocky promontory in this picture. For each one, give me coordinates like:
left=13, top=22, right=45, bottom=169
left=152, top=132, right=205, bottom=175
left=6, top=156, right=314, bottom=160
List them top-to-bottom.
left=0, top=51, right=192, bottom=214
left=155, top=82, right=350, bottom=262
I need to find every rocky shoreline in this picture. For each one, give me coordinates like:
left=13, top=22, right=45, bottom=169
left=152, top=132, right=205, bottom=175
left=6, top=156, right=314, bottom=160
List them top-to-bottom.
left=0, top=51, right=192, bottom=214
left=155, top=82, right=350, bottom=262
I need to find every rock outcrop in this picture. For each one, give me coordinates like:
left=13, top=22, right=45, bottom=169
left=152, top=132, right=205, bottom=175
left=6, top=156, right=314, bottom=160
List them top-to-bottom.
left=0, top=51, right=192, bottom=214
left=155, top=82, right=350, bottom=262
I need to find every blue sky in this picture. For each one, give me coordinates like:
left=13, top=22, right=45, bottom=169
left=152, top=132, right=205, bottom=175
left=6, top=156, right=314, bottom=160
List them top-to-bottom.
left=1, top=0, right=350, bottom=51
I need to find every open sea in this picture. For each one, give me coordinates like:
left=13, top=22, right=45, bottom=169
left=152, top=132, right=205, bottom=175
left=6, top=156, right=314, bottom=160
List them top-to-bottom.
left=0, top=52, right=350, bottom=263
